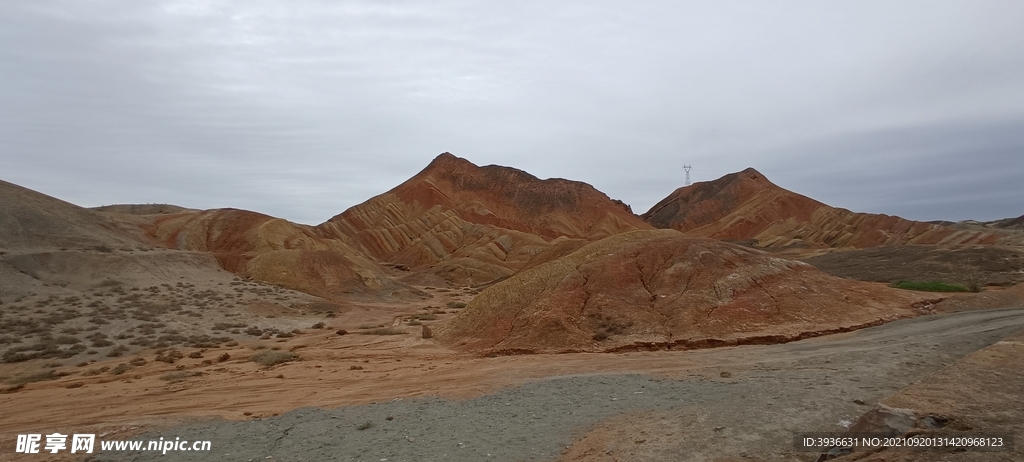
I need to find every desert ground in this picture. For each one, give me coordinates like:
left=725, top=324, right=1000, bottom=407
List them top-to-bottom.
left=3, top=156, right=1024, bottom=461
left=2, top=286, right=1023, bottom=461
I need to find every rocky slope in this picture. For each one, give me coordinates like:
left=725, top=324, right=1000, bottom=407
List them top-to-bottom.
left=317, top=153, right=650, bottom=284
left=641, top=168, right=1012, bottom=249
left=0, top=179, right=144, bottom=251
left=139, top=208, right=416, bottom=300
left=437, top=229, right=929, bottom=354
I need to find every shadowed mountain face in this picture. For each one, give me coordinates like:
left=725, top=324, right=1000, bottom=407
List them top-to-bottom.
left=316, top=153, right=651, bottom=284
left=642, top=168, right=1013, bottom=248
left=0, top=179, right=144, bottom=250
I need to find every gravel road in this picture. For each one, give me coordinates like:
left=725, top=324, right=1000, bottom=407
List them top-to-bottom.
left=90, top=307, right=1024, bottom=462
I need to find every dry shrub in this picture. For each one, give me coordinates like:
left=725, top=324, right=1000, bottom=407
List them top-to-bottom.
left=250, top=350, right=297, bottom=367
left=160, top=371, right=189, bottom=383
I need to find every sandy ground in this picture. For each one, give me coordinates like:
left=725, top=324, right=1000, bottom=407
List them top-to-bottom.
left=1, top=307, right=1022, bottom=461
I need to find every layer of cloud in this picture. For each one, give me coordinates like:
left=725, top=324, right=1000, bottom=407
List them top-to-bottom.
left=2, top=1, right=1022, bottom=224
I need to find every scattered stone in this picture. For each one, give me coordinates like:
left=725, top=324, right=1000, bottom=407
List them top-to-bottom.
left=421, top=325, right=433, bottom=339
left=848, top=404, right=917, bottom=436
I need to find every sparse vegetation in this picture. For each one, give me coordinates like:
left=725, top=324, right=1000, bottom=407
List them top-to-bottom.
left=889, top=281, right=970, bottom=292
left=360, top=327, right=405, bottom=336
left=155, top=349, right=183, bottom=363
left=250, top=350, right=297, bottom=367
left=110, top=363, right=132, bottom=375
left=7, top=370, right=59, bottom=386
left=160, top=371, right=190, bottom=383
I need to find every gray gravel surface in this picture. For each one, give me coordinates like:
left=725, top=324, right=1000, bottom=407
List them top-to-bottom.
left=89, top=308, right=1024, bottom=462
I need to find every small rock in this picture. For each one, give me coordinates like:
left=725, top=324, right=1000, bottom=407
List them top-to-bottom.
left=422, top=325, right=433, bottom=339
left=336, top=329, right=348, bottom=336
left=719, top=371, right=732, bottom=378
left=853, top=399, right=866, bottom=405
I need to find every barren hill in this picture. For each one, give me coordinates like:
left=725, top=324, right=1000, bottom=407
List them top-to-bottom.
left=317, top=153, right=651, bottom=284
left=641, top=168, right=1010, bottom=248
left=0, top=179, right=144, bottom=250
left=0, top=179, right=343, bottom=366
left=92, top=203, right=198, bottom=215
left=140, top=208, right=418, bottom=300
left=437, top=229, right=928, bottom=354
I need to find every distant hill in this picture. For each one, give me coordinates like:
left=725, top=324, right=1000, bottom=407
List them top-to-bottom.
left=641, top=168, right=1012, bottom=248
left=0, top=179, right=142, bottom=250
left=92, top=204, right=199, bottom=215
left=984, top=214, right=1024, bottom=230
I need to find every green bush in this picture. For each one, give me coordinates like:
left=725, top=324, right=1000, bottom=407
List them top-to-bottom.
left=889, top=281, right=970, bottom=292
left=360, top=327, right=405, bottom=336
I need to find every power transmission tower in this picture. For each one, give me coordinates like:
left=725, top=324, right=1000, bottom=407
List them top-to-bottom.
left=683, top=165, right=692, bottom=186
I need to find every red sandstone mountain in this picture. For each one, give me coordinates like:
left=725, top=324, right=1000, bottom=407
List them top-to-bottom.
left=113, top=153, right=653, bottom=292
left=316, top=153, right=651, bottom=284
left=641, top=168, right=1010, bottom=248
left=139, top=208, right=416, bottom=300
left=437, top=229, right=929, bottom=354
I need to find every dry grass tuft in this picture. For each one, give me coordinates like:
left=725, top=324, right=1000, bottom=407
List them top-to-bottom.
left=250, top=350, right=297, bottom=367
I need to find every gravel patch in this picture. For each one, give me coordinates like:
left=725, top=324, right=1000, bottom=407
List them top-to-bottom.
left=90, top=308, right=1024, bottom=462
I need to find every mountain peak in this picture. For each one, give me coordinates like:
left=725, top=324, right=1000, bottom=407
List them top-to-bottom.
left=422, top=152, right=471, bottom=171
left=640, top=167, right=783, bottom=231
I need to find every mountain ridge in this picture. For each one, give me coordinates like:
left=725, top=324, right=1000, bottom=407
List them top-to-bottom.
left=641, top=168, right=1015, bottom=248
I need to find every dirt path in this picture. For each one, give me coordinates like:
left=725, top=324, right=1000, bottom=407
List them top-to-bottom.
left=34, top=307, right=1019, bottom=462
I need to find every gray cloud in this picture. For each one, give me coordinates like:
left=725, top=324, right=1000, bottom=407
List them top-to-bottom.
left=2, top=1, right=1022, bottom=224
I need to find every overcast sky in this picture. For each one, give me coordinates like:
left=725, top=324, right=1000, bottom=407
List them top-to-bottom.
left=3, top=1, right=1022, bottom=225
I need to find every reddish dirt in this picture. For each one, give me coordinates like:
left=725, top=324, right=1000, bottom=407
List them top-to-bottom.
left=137, top=208, right=420, bottom=300
left=438, top=229, right=931, bottom=354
